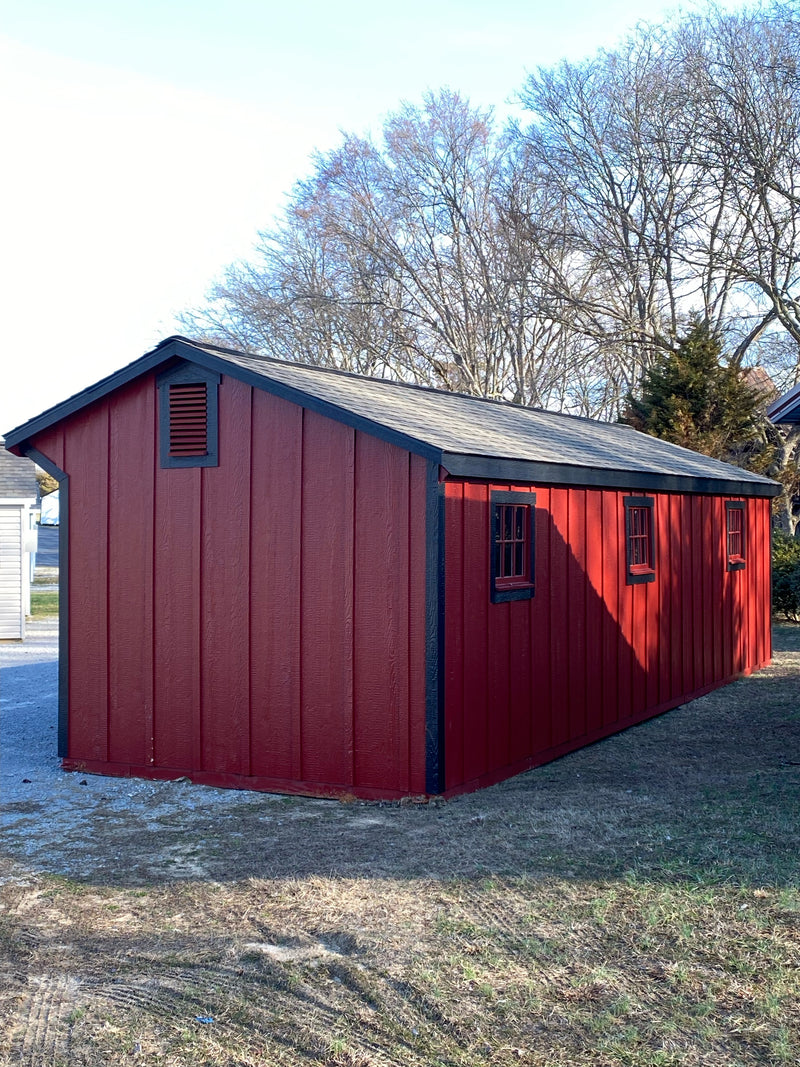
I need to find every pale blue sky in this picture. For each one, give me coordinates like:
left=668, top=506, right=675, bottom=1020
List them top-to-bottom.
left=1, top=0, right=749, bottom=431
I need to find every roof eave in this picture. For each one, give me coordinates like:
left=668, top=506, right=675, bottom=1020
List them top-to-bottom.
left=3, top=337, right=446, bottom=466
left=4, top=338, right=189, bottom=450
left=767, top=383, right=800, bottom=423
left=442, top=453, right=781, bottom=497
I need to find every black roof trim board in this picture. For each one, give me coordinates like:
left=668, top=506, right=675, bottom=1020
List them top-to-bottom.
left=4, top=335, right=780, bottom=499
left=4, top=338, right=444, bottom=467
left=4, top=346, right=181, bottom=450
left=442, top=454, right=780, bottom=498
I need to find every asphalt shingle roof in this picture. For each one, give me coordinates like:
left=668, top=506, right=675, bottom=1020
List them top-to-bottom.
left=3, top=337, right=780, bottom=497
left=193, top=342, right=777, bottom=494
left=0, top=439, right=38, bottom=499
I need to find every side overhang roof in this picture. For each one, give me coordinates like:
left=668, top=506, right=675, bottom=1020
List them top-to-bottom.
left=5, top=336, right=780, bottom=498
left=767, top=381, right=800, bottom=424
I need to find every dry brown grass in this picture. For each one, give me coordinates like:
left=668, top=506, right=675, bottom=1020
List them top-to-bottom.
left=1, top=625, right=798, bottom=1066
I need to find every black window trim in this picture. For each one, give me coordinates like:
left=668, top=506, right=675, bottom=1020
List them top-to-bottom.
left=157, top=363, right=221, bottom=468
left=490, top=490, right=536, bottom=603
left=624, top=495, right=656, bottom=585
left=725, top=499, right=746, bottom=571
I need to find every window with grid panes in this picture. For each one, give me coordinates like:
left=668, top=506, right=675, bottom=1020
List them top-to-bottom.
left=490, top=490, right=536, bottom=603
left=624, top=496, right=655, bottom=584
left=726, top=501, right=746, bottom=570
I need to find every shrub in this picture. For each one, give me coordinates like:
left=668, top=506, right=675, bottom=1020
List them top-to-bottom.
left=772, top=530, right=800, bottom=621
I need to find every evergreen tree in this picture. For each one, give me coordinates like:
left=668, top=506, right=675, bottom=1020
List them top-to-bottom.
left=624, top=320, right=770, bottom=471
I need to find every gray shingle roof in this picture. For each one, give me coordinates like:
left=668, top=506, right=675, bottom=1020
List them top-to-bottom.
left=3, top=337, right=780, bottom=498
left=194, top=342, right=778, bottom=496
left=0, top=439, right=38, bottom=499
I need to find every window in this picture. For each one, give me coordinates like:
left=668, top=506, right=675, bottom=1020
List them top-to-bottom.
left=157, top=364, right=220, bottom=468
left=490, top=490, right=536, bottom=603
left=624, top=496, right=655, bottom=584
left=726, top=501, right=746, bottom=570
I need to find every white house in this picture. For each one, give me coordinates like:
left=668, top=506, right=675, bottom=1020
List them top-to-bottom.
left=0, top=439, right=39, bottom=639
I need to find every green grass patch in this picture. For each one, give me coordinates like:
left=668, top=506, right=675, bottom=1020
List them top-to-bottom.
left=29, top=589, right=58, bottom=617
left=1, top=874, right=797, bottom=1066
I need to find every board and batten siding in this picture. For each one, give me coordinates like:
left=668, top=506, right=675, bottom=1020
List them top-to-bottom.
left=30, top=372, right=429, bottom=798
left=443, top=480, right=771, bottom=795
left=0, top=504, right=25, bottom=639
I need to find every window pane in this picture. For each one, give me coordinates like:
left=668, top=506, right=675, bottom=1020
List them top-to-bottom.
left=514, top=507, right=524, bottom=540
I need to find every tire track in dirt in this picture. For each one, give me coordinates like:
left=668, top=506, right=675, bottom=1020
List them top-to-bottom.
left=10, top=973, right=80, bottom=1066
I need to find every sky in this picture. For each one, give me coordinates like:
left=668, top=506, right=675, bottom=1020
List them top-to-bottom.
left=0, top=0, right=751, bottom=434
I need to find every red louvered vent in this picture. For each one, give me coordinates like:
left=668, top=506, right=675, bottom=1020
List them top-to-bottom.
left=169, top=382, right=208, bottom=456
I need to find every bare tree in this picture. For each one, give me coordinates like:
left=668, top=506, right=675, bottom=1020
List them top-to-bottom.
left=182, top=3, right=800, bottom=430
left=513, top=3, right=800, bottom=415
left=181, top=91, right=583, bottom=404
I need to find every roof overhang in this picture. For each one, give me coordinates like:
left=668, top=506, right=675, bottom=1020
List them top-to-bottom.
left=4, top=336, right=781, bottom=499
left=4, top=336, right=446, bottom=466
left=767, top=382, right=800, bottom=424
left=442, top=454, right=781, bottom=497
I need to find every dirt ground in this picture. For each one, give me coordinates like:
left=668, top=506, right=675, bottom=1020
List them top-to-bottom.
left=1, top=624, right=798, bottom=1065
left=2, top=624, right=798, bottom=888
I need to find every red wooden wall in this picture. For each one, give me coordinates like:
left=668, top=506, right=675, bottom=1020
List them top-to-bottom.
left=31, top=373, right=429, bottom=799
left=442, top=479, right=772, bottom=795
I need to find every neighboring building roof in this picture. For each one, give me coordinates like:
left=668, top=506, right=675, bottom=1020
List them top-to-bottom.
left=5, top=336, right=781, bottom=497
left=743, top=366, right=779, bottom=409
left=767, top=379, right=800, bottom=424
left=0, top=438, right=38, bottom=500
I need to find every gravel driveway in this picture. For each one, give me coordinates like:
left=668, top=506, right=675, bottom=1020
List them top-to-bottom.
left=0, top=622, right=285, bottom=884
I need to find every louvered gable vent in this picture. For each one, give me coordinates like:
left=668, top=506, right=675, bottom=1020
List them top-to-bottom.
left=157, top=363, right=220, bottom=468
left=169, top=382, right=207, bottom=456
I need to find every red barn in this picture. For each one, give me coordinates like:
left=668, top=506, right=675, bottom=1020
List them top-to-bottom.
left=5, top=337, right=779, bottom=799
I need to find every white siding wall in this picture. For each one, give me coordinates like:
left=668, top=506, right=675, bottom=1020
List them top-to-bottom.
left=0, top=504, right=25, bottom=639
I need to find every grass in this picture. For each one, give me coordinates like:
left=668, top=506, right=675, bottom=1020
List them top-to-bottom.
left=29, top=589, right=58, bottom=617
left=1, top=624, right=798, bottom=1065
left=1, top=875, right=797, bottom=1065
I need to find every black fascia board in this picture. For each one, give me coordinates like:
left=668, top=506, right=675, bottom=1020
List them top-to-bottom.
left=3, top=337, right=444, bottom=465
left=3, top=345, right=184, bottom=450
left=767, top=383, right=800, bottom=423
left=441, top=453, right=781, bottom=498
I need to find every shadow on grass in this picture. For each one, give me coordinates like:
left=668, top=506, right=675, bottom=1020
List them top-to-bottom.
left=1, top=625, right=798, bottom=891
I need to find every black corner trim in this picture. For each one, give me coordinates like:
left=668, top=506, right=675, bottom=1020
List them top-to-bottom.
left=156, top=362, right=221, bottom=468
left=25, top=447, right=69, bottom=757
left=425, top=461, right=446, bottom=795
left=490, top=490, right=536, bottom=604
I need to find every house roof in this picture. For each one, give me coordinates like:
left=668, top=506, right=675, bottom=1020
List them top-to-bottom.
left=5, top=336, right=780, bottom=497
left=767, top=380, right=800, bottom=424
left=0, top=438, right=38, bottom=500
